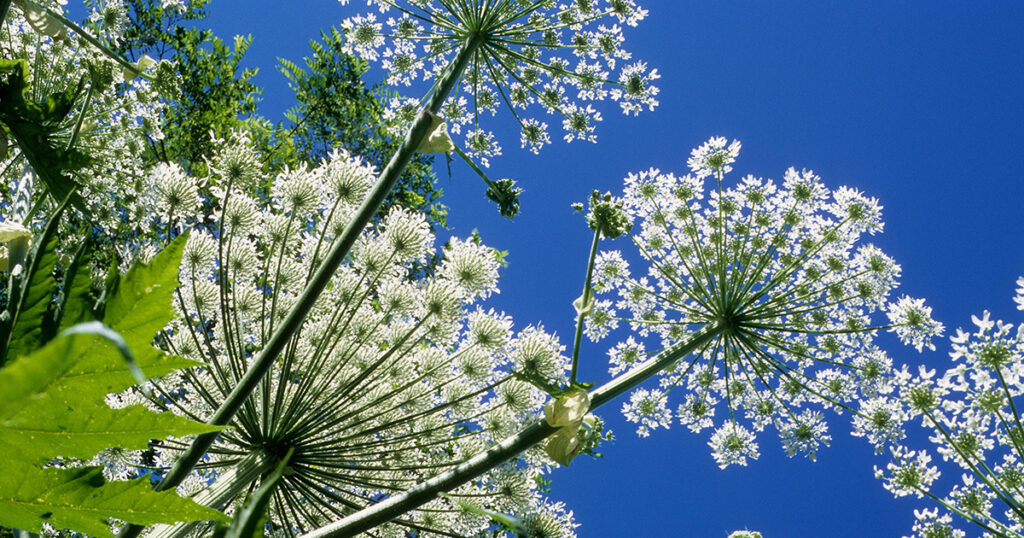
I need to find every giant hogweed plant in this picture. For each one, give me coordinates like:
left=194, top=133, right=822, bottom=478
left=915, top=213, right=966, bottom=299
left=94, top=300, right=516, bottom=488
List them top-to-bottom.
left=0, top=1, right=957, bottom=537
left=111, top=2, right=662, bottom=537
left=117, top=139, right=579, bottom=537
left=296, top=139, right=944, bottom=538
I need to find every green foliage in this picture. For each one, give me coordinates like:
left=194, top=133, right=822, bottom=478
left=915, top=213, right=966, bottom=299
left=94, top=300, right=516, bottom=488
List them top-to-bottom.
left=114, top=0, right=212, bottom=62
left=112, top=8, right=447, bottom=229
left=280, top=27, right=447, bottom=229
left=156, top=28, right=260, bottom=176
left=0, top=58, right=88, bottom=208
left=1, top=193, right=77, bottom=363
left=3, top=227, right=60, bottom=362
left=0, top=234, right=226, bottom=536
left=56, top=237, right=97, bottom=331
left=0, top=465, right=223, bottom=538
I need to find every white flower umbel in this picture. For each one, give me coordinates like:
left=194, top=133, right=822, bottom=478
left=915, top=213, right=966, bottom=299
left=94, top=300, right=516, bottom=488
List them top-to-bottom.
left=338, top=0, right=659, bottom=155
left=589, top=138, right=942, bottom=466
left=137, top=147, right=574, bottom=537
left=873, top=278, right=1024, bottom=537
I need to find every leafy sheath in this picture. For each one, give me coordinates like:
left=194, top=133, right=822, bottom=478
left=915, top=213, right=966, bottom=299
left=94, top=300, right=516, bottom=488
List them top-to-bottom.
left=0, top=234, right=227, bottom=536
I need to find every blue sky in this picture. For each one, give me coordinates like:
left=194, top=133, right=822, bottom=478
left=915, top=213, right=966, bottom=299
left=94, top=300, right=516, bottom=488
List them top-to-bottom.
left=192, top=2, right=1024, bottom=536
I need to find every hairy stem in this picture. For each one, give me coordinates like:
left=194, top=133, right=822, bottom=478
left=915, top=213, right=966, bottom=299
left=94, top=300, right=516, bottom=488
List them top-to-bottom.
left=0, top=0, right=12, bottom=29
left=570, top=228, right=601, bottom=385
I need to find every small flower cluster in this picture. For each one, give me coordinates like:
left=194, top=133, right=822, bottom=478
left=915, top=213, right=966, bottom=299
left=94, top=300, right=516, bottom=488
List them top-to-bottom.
left=338, top=0, right=659, bottom=160
left=589, top=137, right=941, bottom=468
left=112, top=141, right=577, bottom=535
left=869, top=278, right=1024, bottom=537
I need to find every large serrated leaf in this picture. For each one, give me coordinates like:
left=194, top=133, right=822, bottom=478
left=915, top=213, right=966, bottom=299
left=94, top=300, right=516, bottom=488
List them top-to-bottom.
left=2, top=193, right=70, bottom=363
left=0, top=233, right=225, bottom=535
left=103, top=233, right=187, bottom=352
left=56, top=238, right=97, bottom=331
left=0, top=331, right=219, bottom=462
left=0, top=462, right=227, bottom=538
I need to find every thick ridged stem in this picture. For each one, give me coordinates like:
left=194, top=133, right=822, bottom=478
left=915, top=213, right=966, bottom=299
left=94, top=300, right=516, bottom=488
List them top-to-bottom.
left=116, top=33, right=485, bottom=538
left=569, top=228, right=602, bottom=385
left=300, top=328, right=718, bottom=538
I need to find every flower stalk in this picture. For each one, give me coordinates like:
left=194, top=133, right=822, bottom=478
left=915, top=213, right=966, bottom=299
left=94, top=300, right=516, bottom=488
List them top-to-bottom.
left=570, top=228, right=602, bottom=386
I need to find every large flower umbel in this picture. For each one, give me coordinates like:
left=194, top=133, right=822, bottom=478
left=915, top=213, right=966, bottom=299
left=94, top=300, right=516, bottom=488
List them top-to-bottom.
left=338, top=0, right=658, bottom=157
left=589, top=137, right=942, bottom=467
left=116, top=145, right=575, bottom=536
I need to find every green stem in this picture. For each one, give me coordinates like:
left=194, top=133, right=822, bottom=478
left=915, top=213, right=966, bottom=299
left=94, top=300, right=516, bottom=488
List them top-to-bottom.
left=116, top=32, right=485, bottom=538
left=425, top=32, right=483, bottom=114
left=65, top=84, right=94, bottom=152
left=451, top=143, right=498, bottom=191
left=569, top=228, right=601, bottom=386
left=298, top=328, right=718, bottom=538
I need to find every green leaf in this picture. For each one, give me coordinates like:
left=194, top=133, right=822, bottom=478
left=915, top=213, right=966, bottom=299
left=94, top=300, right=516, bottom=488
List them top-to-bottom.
left=5, top=233, right=58, bottom=361
left=103, top=233, right=187, bottom=352
left=0, top=234, right=226, bottom=534
left=55, top=237, right=97, bottom=331
left=0, top=328, right=218, bottom=466
left=0, top=463, right=226, bottom=538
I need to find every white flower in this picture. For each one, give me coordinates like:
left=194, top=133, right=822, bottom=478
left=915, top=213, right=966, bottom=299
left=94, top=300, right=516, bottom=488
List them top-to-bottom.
left=687, top=136, right=741, bottom=179
left=139, top=148, right=570, bottom=533
left=145, top=162, right=201, bottom=227
left=271, top=164, right=323, bottom=215
left=438, top=237, right=500, bottom=301
left=887, top=295, right=945, bottom=352
left=622, top=389, right=671, bottom=437
left=851, top=396, right=907, bottom=454
left=778, top=410, right=831, bottom=461
left=709, top=423, right=759, bottom=469
left=876, top=447, right=939, bottom=498
left=911, top=508, right=965, bottom=538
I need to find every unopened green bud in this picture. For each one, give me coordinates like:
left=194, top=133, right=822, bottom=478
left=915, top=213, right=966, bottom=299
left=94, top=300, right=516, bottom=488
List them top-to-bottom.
left=86, top=58, right=116, bottom=90
left=485, top=178, right=522, bottom=219
left=587, top=190, right=631, bottom=239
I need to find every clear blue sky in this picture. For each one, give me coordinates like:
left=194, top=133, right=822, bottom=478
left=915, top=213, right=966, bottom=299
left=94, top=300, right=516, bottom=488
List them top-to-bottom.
left=192, top=2, right=1024, bottom=536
